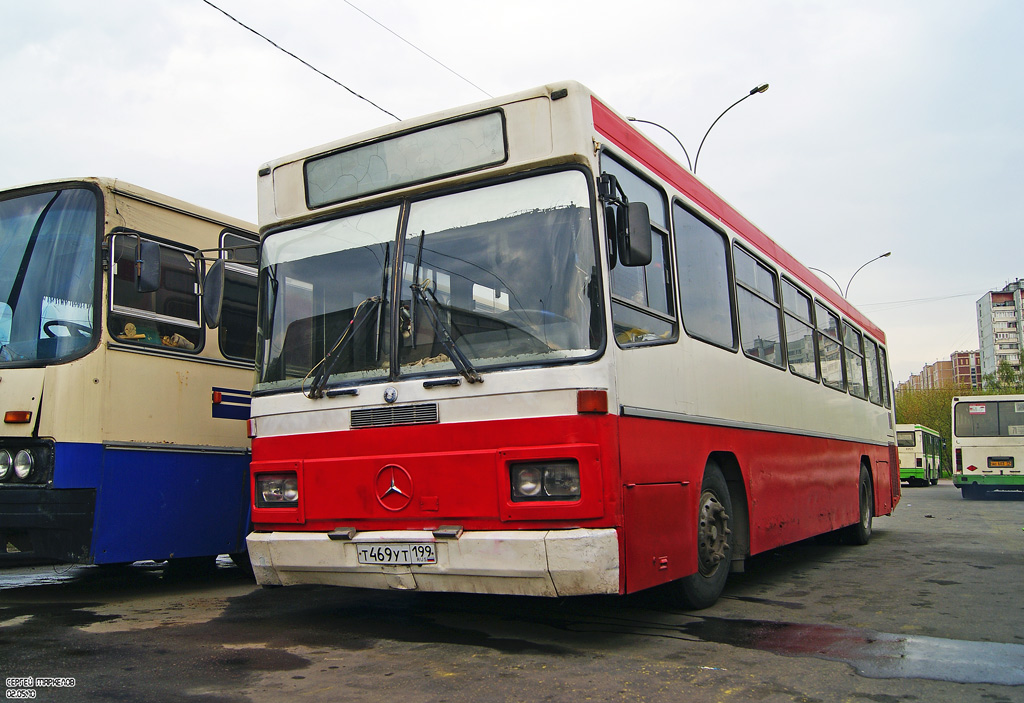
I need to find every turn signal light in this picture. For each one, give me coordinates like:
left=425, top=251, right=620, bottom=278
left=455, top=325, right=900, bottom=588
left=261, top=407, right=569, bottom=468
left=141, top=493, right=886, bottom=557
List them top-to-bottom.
left=577, top=390, right=608, bottom=414
left=4, top=411, right=32, bottom=424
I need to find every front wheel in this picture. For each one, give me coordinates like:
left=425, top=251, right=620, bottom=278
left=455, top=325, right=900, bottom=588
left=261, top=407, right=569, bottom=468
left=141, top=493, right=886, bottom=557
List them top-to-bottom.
left=674, top=464, right=733, bottom=610
left=230, top=550, right=255, bottom=578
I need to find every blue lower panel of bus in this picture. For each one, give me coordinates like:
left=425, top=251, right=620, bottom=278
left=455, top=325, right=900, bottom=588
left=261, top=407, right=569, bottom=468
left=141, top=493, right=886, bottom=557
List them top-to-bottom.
left=0, top=442, right=250, bottom=564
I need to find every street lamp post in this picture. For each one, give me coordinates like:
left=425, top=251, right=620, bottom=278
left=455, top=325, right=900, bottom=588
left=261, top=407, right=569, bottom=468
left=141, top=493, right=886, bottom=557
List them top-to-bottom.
left=626, top=83, right=768, bottom=173
left=693, top=84, right=769, bottom=173
left=625, top=117, right=692, bottom=171
left=809, top=252, right=892, bottom=299
left=806, top=266, right=843, bottom=294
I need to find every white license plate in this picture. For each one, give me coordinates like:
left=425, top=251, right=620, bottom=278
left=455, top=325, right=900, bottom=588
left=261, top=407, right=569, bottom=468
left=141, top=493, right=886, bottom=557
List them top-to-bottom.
left=356, top=543, right=437, bottom=565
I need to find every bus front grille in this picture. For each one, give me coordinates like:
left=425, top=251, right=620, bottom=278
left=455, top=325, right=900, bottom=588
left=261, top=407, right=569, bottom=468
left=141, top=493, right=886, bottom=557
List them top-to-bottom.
left=351, top=404, right=439, bottom=429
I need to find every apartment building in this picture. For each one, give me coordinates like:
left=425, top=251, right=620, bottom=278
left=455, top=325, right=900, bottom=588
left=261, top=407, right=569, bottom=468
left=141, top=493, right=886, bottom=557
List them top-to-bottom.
left=976, top=279, right=1023, bottom=381
left=951, top=350, right=982, bottom=388
left=897, top=358, right=954, bottom=393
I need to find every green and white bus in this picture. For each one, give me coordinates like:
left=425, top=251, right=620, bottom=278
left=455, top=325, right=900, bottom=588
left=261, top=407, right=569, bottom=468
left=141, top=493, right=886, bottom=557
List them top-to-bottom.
left=951, top=394, right=1024, bottom=499
left=896, top=424, right=942, bottom=487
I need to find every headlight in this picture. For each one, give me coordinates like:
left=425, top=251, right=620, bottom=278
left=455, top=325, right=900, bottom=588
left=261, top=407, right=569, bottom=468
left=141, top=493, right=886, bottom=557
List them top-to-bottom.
left=13, top=449, right=34, bottom=479
left=0, top=450, right=11, bottom=480
left=511, top=461, right=580, bottom=501
left=514, top=466, right=543, bottom=497
left=256, top=473, right=299, bottom=507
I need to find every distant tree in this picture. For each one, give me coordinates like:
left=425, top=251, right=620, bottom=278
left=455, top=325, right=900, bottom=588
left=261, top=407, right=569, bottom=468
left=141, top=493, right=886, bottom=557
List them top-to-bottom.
left=981, top=357, right=1024, bottom=393
left=895, top=385, right=965, bottom=477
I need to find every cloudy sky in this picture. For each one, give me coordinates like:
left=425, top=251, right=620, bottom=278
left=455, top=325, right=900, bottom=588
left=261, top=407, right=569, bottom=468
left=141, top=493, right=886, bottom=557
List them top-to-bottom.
left=2, top=1, right=1021, bottom=382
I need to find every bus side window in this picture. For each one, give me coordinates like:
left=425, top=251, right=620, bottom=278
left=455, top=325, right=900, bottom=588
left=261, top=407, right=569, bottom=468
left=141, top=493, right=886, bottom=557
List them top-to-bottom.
left=600, top=153, right=676, bottom=346
left=674, top=203, right=735, bottom=349
left=219, top=231, right=258, bottom=361
left=109, top=233, right=202, bottom=351
left=734, top=245, right=784, bottom=368
left=782, top=278, right=818, bottom=381
left=815, top=302, right=845, bottom=391
left=844, top=323, right=867, bottom=399
left=863, top=336, right=883, bottom=405
left=878, top=346, right=891, bottom=408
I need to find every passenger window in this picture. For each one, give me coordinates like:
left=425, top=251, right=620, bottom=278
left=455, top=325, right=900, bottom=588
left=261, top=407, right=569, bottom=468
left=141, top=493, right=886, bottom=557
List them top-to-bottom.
left=600, top=154, right=675, bottom=346
left=674, top=203, right=734, bottom=349
left=219, top=232, right=258, bottom=361
left=109, top=233, right=201, bottom=351
left=734, top=246, right=783, bottom=367
left=782, top=279, right=818, bottom=380
left=815, top=302, right=844, bottom=390
left=844, top=323, right=867, bottom=399
left=864, top=336, right=883, bottom=405
left=878, top=346, right=892, bottom=408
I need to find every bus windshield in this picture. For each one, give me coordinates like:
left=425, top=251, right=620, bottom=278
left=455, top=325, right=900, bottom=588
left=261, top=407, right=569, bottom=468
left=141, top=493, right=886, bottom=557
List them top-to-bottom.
left=256, top=169, right=600, bottom=393
left=0, top=188, right=98, bottom=365
left=896, top=431, right=916, bottom=447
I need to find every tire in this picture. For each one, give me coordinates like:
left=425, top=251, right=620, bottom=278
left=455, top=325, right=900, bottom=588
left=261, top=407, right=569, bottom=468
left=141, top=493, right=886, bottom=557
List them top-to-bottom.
left=675, top=464, right=733, bottom=610
left=841, top=465, right=873, bottom=545
left=230, top=550, right=255, bottom=578
left=164, top=555, right=217, bottom=578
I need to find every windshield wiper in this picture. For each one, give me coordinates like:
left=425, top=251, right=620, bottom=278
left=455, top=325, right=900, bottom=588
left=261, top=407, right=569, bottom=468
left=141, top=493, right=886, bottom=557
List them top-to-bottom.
left=409, top=281, right=482, bottom=384
left=305, top=296, right=382, bottom=399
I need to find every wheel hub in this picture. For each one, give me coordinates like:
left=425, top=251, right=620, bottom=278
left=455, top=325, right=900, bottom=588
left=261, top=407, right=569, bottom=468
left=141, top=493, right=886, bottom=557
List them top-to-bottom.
left=697, top=490, right=731, bottom=576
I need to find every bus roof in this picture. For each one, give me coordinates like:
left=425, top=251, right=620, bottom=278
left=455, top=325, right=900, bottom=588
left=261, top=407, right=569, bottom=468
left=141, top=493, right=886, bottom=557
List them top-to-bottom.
left=0, top=177, right=254, bottom=233
left=952, top=394, right=1024, bottom=403
left=895, top=423, right=940, bottom=434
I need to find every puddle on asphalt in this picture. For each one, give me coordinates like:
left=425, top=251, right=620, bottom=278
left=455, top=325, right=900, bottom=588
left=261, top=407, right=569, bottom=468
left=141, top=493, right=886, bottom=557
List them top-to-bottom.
left=0, top=556, right=242, bottom=589
left=679, top=616, right=1024, bottom=686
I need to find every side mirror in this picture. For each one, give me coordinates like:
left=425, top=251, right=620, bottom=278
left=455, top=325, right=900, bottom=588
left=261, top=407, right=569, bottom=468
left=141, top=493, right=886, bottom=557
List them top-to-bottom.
left=617, top=201, right=653, bottom=267
left=136, top=240, right=162, bottom=293
left=203, top=259, right=225, bottom=329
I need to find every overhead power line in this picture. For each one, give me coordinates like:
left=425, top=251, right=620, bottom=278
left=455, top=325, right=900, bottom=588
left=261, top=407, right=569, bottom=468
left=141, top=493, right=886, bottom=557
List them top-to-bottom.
left=200, top=0, right=400, bottom=121
left=343, top=1, right=492, bottom=99
left=856, top=291, right=984, bottom=312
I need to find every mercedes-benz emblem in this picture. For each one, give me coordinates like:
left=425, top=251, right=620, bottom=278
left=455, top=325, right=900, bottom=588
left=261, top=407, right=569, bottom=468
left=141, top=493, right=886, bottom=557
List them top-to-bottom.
left=384, top=387, right=398, bottom=404
left=375, top=464, right=413, bottom=511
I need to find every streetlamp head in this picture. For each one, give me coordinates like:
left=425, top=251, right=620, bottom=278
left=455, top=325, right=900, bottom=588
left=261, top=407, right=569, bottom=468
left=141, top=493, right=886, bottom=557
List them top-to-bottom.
left=750, top=83, right=769, bottom=95
left=881, top=251, right=892, bottom=258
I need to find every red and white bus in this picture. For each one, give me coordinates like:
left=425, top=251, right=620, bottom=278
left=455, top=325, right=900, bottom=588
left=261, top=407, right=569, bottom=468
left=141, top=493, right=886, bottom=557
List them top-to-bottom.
left=245, top=81, right=900, bottom=608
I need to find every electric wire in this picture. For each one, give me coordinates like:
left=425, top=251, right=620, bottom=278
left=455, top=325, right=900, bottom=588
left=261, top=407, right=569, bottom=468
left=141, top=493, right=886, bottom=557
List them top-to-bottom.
left=200, top=0, right=401, bottom=121
left=343, top=1, right=492, bottom=98
left=856, top=290, right=985, bottom=312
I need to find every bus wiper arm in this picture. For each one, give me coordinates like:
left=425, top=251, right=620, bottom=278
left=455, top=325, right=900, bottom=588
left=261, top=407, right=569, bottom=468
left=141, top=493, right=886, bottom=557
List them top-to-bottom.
left=410, top=282, right=483, bottom=384
left=305, top=296, right=382, bottom=399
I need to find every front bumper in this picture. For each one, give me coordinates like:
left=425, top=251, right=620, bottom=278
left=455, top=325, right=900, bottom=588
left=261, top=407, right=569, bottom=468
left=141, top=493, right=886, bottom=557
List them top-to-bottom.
left=0, top=487, right=96, bottom=562
left=247, top=528, right=620, bottom=597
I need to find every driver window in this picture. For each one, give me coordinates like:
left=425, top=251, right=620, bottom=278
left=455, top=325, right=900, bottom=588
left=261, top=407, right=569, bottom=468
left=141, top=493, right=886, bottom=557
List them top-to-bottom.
left=599, top=153, right=676, bottom=346
left=108, top=233, right=202, bottom=352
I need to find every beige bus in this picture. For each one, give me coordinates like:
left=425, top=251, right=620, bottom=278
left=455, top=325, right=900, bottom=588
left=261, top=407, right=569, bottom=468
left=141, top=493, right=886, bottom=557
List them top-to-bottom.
left=0, top=178, right=257, bottom=566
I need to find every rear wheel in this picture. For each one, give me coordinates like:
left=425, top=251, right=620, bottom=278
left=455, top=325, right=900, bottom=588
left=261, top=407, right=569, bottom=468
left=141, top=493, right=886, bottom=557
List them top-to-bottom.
left=675, top=464, right=733, bottom=610
left=841, top=465, right=873, bottom=545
